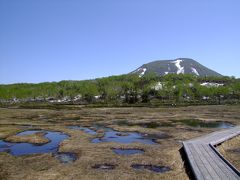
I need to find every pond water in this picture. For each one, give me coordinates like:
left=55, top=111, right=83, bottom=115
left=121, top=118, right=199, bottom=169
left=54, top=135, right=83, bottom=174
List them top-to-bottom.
left=177, top=119, right=234, bottom=129
left=138, top=122, right=173, bottom=128
left=67, top=125, right=157, bottom=145
left=0, top=130, right=70, bottom=157
left=91, top=130, right=157, bottom=144
left=112, top=148, right=144, bottom=155
left=54, top=152, right=77, bottom=164
left=131, top=164, right=171, bottom=173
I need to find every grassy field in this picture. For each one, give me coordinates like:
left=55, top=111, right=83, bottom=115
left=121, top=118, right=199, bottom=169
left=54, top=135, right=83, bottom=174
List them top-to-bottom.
left=0, top=105, right=239, bottom=180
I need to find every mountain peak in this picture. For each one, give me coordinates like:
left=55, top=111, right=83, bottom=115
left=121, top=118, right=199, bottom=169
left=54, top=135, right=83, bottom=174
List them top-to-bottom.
left=131, top=58, right=222, bottom=77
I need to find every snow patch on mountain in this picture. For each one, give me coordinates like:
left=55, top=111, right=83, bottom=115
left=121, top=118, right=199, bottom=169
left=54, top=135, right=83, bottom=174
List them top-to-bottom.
left=131, top=58, right=222, bottom=77
left=172, top=59, right=184, bottom=74
left=191, top=67, right=199, bottom=76
left=132, top=68, right=147, bottom=77
left=139, top=68, right=147, bottom=77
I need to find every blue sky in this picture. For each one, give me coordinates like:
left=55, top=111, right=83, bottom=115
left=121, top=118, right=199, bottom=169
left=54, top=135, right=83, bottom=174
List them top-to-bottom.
left=0, top=0, right=240, bottom=84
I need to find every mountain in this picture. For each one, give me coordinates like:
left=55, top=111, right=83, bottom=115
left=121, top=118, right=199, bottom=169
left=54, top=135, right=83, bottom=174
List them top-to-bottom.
left=131, top=58, right=222, bottom=77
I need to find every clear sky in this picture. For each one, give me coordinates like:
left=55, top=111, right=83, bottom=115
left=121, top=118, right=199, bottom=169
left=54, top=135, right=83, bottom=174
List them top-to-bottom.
left=0, top=0, right=240, bottom=84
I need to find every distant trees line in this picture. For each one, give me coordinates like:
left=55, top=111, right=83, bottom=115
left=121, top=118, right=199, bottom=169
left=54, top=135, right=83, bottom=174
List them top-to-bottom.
left=0, top=73, right=240, bottom=105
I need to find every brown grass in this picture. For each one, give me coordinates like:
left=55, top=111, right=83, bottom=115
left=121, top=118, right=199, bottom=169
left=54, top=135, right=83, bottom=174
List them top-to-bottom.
left=0, top=105, right=239, bottom=179
left=5, top=132, right=49, bottom=144
left=217, top=135, right=240, bottom=170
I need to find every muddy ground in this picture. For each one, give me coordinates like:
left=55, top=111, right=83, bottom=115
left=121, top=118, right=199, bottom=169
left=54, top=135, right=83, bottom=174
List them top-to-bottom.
left=0, top=105, right=239, bottom=180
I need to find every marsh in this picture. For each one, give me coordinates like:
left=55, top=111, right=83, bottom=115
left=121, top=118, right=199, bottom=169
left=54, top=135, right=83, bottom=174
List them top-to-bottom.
left=0, top=105, right=239, bottom=180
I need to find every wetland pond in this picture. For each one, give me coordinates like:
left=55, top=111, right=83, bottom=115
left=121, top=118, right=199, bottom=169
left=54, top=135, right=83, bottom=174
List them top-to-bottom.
left=115, top=119, right=234, bottom=129
left=176, top=119, right=234, bottom=129
left=67, top=125, right=157, bottom=145
left=0, top=130, right=77, bottom=163
left=91, top=130, right=157, bottom=144
left=112, top=148, right=144, bottom=155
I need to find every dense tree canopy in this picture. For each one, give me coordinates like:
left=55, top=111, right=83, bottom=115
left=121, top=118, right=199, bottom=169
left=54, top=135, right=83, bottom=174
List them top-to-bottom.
left=0, top=74, right=240, bottom=105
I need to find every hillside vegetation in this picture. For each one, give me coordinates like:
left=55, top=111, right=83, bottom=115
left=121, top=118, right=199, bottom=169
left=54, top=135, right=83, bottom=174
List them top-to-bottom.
left=1, top=74, right=240, bottom=106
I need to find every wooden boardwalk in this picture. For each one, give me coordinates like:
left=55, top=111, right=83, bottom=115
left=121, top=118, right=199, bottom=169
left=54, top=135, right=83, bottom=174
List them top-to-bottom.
left=183, top=126, right=240, bottom=180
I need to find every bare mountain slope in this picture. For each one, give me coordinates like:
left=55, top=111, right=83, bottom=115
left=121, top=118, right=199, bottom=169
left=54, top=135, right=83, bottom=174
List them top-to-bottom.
left=131, top=58, right=222, bottom=77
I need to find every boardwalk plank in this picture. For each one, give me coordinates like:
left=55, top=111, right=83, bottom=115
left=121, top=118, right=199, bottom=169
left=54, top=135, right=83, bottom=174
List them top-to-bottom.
left=183, top=126, right=240, bottom=180
left=183, top=143, right=204, bottom=180
left=189, top=144, right=216, bottom=180
left=193, top=144, right=223, bottom=180
left=199, top=144, right=234, bottom=180
left=201, top=144, right=239, bottom=180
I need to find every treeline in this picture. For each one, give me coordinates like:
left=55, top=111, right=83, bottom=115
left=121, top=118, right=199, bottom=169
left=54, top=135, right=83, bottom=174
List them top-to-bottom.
left=0, top=74, right=240, bottom=105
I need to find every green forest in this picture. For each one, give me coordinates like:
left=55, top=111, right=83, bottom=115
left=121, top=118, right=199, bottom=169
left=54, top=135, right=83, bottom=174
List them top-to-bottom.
left=1, top=74, right=240, bottom=106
